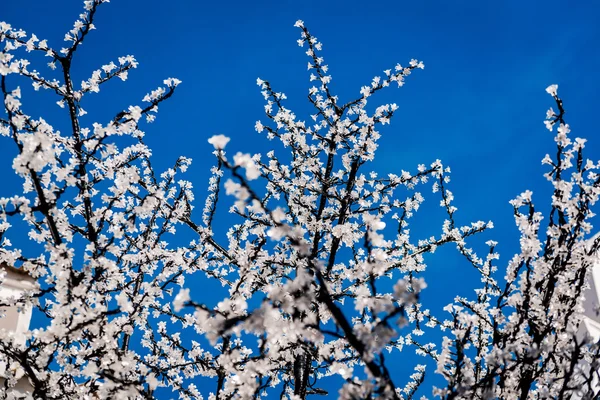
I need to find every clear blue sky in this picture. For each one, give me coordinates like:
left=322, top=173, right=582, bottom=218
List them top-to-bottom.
left=2, top=0, right=600, bottom=396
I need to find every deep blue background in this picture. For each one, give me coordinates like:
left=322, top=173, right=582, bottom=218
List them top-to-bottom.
left=2, top=0, right=600, bottom=397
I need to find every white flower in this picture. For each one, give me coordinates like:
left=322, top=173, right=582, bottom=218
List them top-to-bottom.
left=163, top=77, right=182, bottom=87
left=545, top=84, right=558, bottom=96
left=255, top=120, right=264, bottom=133
left=208, top=134, right=230, bottom=149
left=233, top=152, right=260, bottom=180
left=272, top=207, right=286, bottom=223
left=363, top=214, right=386, bottom=231
left=173, top=288, right=191, bottom=312
left=116, top=292, right=134, bottom=313
left=146, top=373, right=161, bottom=390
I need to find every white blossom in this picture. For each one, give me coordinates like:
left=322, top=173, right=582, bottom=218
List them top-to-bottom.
left=207, top=134, right=230, bottom=149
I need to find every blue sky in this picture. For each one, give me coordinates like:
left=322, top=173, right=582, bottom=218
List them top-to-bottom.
left=2, top=0, right=600, bottom=397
